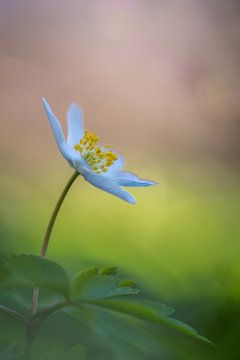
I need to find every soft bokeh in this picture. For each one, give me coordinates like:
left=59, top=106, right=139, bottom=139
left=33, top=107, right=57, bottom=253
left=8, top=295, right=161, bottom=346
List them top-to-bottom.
left=1, top=1, right=240, bottom=359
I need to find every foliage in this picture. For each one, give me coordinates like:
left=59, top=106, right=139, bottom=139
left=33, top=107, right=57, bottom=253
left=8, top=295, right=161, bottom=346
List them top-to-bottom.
left=0, top=255, right=212, bottom=359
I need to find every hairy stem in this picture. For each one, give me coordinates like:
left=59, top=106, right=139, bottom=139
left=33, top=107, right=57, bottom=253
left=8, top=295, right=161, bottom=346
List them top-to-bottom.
left=30, top=171, right=79, bottom=317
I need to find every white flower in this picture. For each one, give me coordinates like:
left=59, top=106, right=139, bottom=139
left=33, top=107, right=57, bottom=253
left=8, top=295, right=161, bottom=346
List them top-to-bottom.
left=42, top=98, right=156, bottom=204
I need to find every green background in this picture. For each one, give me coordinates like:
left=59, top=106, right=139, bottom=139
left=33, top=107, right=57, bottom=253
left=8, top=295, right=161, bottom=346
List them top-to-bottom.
left=1, top=1, right=240, bottom=358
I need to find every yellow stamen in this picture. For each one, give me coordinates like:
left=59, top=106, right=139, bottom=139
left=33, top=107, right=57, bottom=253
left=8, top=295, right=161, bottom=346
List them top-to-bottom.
left=74, top=130, right=118, bottom=174
left=74, top=144, right=81, bottom=151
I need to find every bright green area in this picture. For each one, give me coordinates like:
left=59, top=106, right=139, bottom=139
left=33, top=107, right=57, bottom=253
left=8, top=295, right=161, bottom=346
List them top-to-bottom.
left=1, top=161, right=240, bottom=358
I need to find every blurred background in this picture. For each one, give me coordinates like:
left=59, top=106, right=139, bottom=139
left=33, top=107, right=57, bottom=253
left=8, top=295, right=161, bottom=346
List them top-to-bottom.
left=1, top=0, right=240, bottom=359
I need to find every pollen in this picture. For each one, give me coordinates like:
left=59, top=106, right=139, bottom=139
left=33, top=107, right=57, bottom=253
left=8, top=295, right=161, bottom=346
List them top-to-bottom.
left=74, top=130, right=118, bottom=174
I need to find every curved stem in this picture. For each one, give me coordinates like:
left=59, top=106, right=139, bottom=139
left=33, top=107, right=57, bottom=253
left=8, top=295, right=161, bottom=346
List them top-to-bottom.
left=30, top=171, right=79, bottom=317
left=40, top=171, right=79, bottom=257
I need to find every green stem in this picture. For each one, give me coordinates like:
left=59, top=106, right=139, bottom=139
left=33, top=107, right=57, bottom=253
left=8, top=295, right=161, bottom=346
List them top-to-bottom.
left=25, top=171, right=79, bottom=359
left=30, top=171, right=79, bottom=316
left=40, top=171, right=79, bottom=257
left=0, top=304, right=25, bottom=323
left=24, top=324, right=35, bottom=360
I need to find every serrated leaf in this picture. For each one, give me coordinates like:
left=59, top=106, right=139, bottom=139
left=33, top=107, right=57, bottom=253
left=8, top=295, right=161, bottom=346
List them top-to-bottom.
left=3, top=255, right=70, bottom=297
left=71, top=267, right=139, bottom=301
left=100, top=267, right=118, bottom=276
left=71, top=268, right=99, bottom=297
left=73, top=275, right=139, bottom=301
left=118, top=279, right=137, bottom=288
left=110, top=286, right=140, bottom=297
left=80, top=298, right=211, bottom=344
left=84, top=298, right=174, bottom=318
left=83, top=307, right=163, bottom=355
left=161, top=318, right=213, bottom=345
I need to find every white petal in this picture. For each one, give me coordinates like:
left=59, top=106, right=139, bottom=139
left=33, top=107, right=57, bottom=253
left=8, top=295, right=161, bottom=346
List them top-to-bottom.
left=42, top=97, right=73, bottom=164
left=67, top=103, right=85, bottom=148
left=101, top=154, right=125, bottom=177
left=73, top=156, right=92, bottom=175
left=83, top=171, right=136, bottom=204
left=115, top=171, right=157, bottom=187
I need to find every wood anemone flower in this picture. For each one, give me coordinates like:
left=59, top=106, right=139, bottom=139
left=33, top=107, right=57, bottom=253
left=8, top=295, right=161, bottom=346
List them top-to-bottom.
left=42, top=97, right=157, bottom=204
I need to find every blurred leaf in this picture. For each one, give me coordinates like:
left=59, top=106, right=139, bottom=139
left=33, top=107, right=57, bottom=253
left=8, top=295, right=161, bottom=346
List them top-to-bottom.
left=1, top=255, right=70, bottom=298
left=0, top=256, right=10, bottom=283
left=0, top=257, right=212, bottom=359
left=67, top=267, right=212, bottom=346
left=71, top=267, right=139, bottom=301
left=100, top=267, right=118, bottom=276
left=71, top=268, right=99, bottom=298
left=73, top=275, right=139, bottom=301
left=77, top=275, right=140, bottom=299
left=118, top=279, right=138, bottom=288
left=0, top=289, right=29, bottom=314
left=80, top=298, right=212, bottom=344
left=84, top=298, right=174, bottom=318
left=31, top=301, right=69, bottom=327
left=0, top=304, right=25, bottom=323
left=79, top=307, right=164, bottom=356
left=160, top=317, right=213, bottom=345
left=0, top=343, right=23, bottom=360
left=34, top=343, right=87, bottom=360
left=66, top=344, right=88, bottom=360
left=35, top=345, right=65, bottom=360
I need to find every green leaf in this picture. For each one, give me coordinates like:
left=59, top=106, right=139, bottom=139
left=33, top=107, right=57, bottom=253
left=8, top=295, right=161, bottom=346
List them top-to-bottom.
left=2, top=255, right=70, bottom=298
left=0, top=256, right=10, bottom=283
left=100, top=266, right=118, bottom=276
left=71, top=268, right=139, bottom=301
left=71, top=268, right=99, bottom=298
left=73, top=274, right=139, bottom=300
left=82, top=275, right=139, bottom=299
left=118, top=279, right=138, bottom=288
left=80, top=298, right=212, bottom=344
left=84, top=298, right=174, bottom=318
left=30, top=301, right=69, bottom=327
left=0, top=304, right=25, bottom=323
left=76, top=306, right=164, bottom=355
left=161, top=318, right=214, bottom=345
left=0, top=344, right=23, bottom=360
left=34, top=344, right=87, bottom=360
left=66, top=344, right=88, bottom=360
left=35, top=345, right=65, bottom=360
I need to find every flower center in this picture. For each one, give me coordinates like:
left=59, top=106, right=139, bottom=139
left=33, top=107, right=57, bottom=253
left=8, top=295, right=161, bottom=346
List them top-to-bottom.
left=74, top=130, right=118, bottom=174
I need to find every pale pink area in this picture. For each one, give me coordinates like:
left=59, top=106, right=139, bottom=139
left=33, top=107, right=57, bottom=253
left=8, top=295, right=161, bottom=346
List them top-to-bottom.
left=0, top=0, right=240, bottom=172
